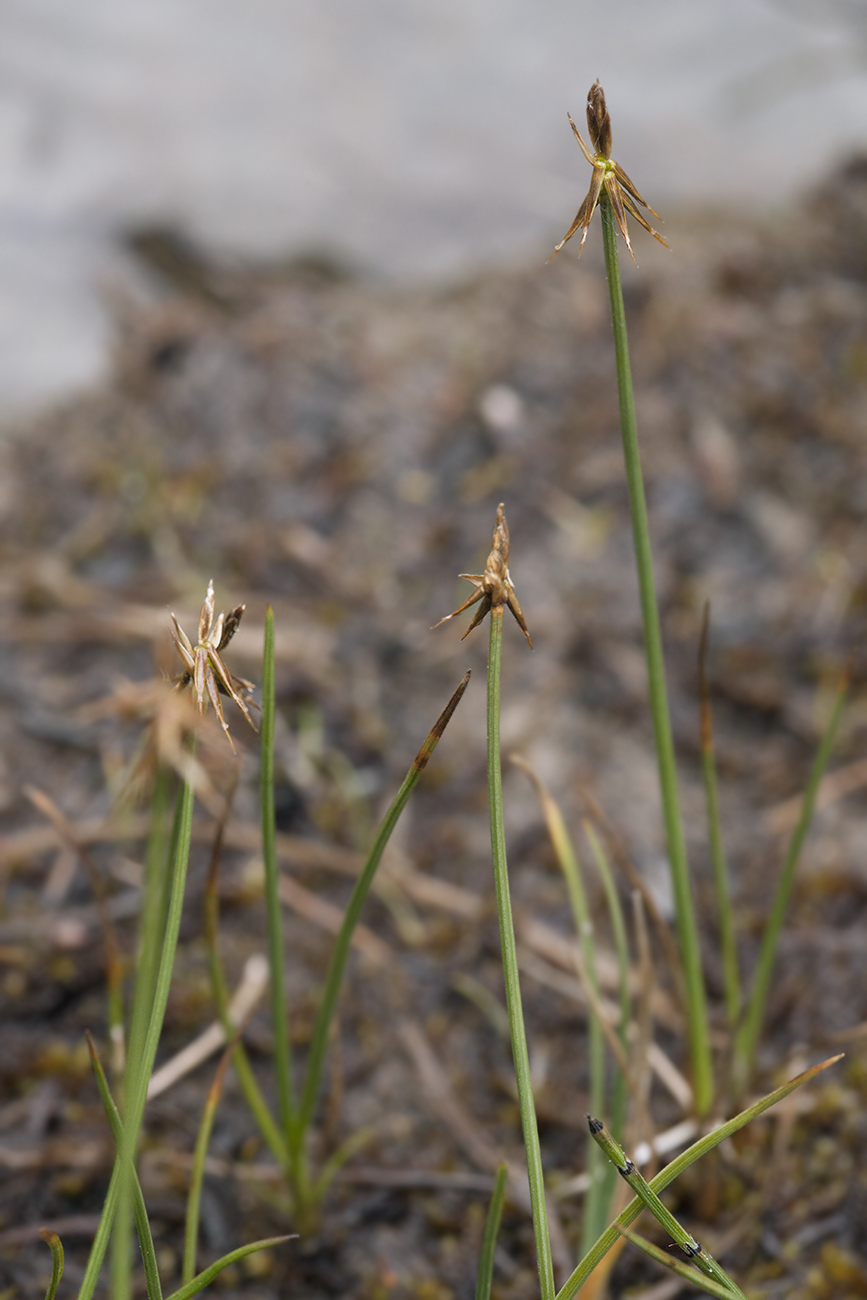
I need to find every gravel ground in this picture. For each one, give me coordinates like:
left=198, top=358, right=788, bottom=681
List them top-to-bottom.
left=2, top=162, right=867, bottom=1298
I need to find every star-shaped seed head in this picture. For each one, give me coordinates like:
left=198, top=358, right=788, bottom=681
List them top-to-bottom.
left=550, top=79, right=668, bottom=265
left=432, top=503, right=532, bottom=648
left=170, top=580, right=258, bottom=752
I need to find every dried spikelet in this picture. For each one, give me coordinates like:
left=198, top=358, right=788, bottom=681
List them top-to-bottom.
left=551, top=79, right=668, bottom=265
left=432, top=503, right=532, bottom=648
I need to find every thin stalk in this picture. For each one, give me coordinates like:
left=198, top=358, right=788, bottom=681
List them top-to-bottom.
left=600, top=196, right=713, bottom=1116
left=698, top=606, right=741, bottom=1027
left=260, top=607, right=298, bottom=1184
left=487, top=608, right=554, bottom=1300
left=297, top=671, right=471, bottom=1140
left=733, top=672, right=848, bottom=1089
left=511, top=760, right=607, bottom=1253
left=113, top=767, right=175, bottom=1300
left=78, top=773, right=196, bottom=1300
left=203, top=777, right=288, bottom=1168
left=583, top=822, right=630, bottom=1173
left=86, top=1033, right=163, bottom=1300
left=183, top=1034, right=239, bottom=1284
left=556, top=1053, right=841, bottom=1300
left=588, top=1118, right=747, bottom=1298
left=475, top=1164, right=508, bottom=1300
left=39, top=1230, right=65, bottom=1300
left=165, top=1237, right=293, bottom=1300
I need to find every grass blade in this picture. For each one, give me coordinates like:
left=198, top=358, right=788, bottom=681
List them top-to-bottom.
left=297, top=670, right=471, bottom=1142
left=733, top=670, right=848, bottom=1088
left=512, top=760, right=608, bottom=1252
left=203, top=770, right=287, bottom=1168
left=78, top=773, right=196, bottom=1300
left=183, top=1028, right=244, bottom=1285
left=85, top=1033, right=163, bottom=1300
left=556, top=1053, right=842, bottom=1300
left=588, top=1117, right=747, bottom=1298
left=475, top=1163, right=508, bottom=1300
left=613, top=1224, right=742, bottom=1300
left=39, top=1230, right=64, bottom=1300
left=165, top=1237, right=293, bottom=1300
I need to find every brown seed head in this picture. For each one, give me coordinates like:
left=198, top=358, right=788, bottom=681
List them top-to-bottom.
left=550, top=80, right=668, bottom=265
left=432, top=503, right=532, bottom=648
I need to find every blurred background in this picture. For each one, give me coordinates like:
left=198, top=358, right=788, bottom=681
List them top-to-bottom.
left=2, top=0, right=867, bottom=416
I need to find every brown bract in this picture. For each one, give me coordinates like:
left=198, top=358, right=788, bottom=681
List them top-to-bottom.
left=550, top=79, right=668, bottom=265
left=432, top=503, right=532, bottom=648
left=170, top=580, right=258, bottom=751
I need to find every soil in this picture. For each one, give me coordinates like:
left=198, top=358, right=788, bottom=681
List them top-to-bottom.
left=3, top=162, right=867, bottom=1299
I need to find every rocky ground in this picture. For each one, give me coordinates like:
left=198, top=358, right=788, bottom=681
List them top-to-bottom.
left=3, top=162, right=867, bottom=1299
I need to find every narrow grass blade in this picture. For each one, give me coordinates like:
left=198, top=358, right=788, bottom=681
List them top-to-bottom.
left=599, top=195, right=713, bottom=1115
left=698, top=605, right=741, bottom=1028
left=260, top=607, right=296, bottom=1153
left=487, top=610, right=554, bottom=1300
left=296, top=670, right=471, bottom=1141
left=733, top=670, right=848, bottom=1089
left=512, top=759, right=608, bottom=1252
left=203, top=771, right=287, bottom=1168
left=78, top=774, right=196, bottom=1300
left=583, top=821, right=630, bottom=1217
left=183, top=1028, right=244, bottom=1285
left=85, top=1033, right=163, bottom=1300
left=556, top=1053, right=842, bottom=1300
left=588, top=1117, right=747, bottom=1298
left=310, top=1126, right=375, bottom=1205
left=475, top=1163, right=508, bottom=1300
left=613, top=1224, right=741, bottom=1300
left=39, top=1230, right=64, bottom=1300
left=165, top=1237, right=293, bottom=1300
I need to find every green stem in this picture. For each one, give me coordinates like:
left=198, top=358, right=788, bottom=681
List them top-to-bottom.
left=600, top=197, right=713, bottom=1116
left=487, top=608, right=554, bottom=1300
left=79, top=774, right=196, bottom=1300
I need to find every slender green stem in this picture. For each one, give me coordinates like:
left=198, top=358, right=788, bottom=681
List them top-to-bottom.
left=600, top=196, right=713, bottom=1116
left=699, top=607, right=741, bottom=1027
left=260, top=608, right=297, bottom=1158
left=487, top=609, right=554, bottom=1300
left=733, top=673, right=848, bottom=1089
left=514, top=761, right=608, bottom=1254
left=78, top=774, right=196, bottom=1300
left=203, top=784, right=288, bottom=1169
left=583, top=822, right=629, bottom=1185
left=86, top=1034, right=163, bottom=1300
left=183, top=1037, right=238, bottom=1284
left=557, top=1053, right=841, bottom=1300
left=588, top=1118, right=747, bottom=1298
left=475, top=1164, right=508, bottom=1300
left=40, top=1230, right=65, bottom=1300
left=164, top=1237, right=292, bottom=1300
